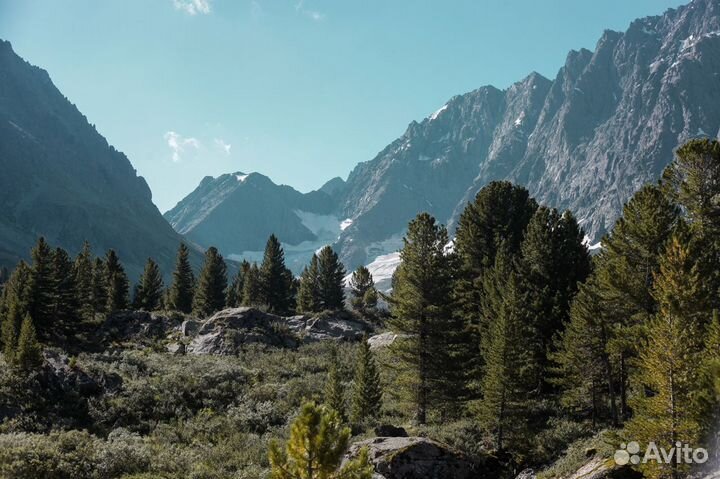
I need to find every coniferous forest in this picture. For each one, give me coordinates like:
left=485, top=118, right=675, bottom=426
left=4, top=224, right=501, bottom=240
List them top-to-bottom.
left=1, top=139, right=719, bottom=478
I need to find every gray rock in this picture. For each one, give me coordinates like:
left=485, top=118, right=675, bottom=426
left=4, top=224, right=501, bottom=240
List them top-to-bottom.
left=102, top=310, right=182, bottom=345
left=288, top=313, right=371, bottom=342
left=181, top=319, right=200, bottom=337
left=368, top=332, right=405, bottom=350
left=166, top=342, right=185, bottom=355
left=346, top=436, right=490, bottom=479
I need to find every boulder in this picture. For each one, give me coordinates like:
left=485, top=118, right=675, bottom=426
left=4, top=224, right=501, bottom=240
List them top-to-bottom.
left=187, top=308, right=298, bottom=355
left=102, top=310, right=182, bottom=345
left=287, top=313, right=371, bottom=342
left=181, top=319, right=200, bottom=337
left=368, top=332, right=407, bottom=350
left=166, top=342, right=185, bottom=355
left=41, top=350, right=105, bottom=397
left=346, top=436, right=492, bottom=479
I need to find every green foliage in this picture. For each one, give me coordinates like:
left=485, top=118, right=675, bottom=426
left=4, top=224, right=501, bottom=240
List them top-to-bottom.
left=388, top=212, right=461, bottom=424
left=259, top=235, right=294, bottom=315
left=28, top=237, right=55, bottom=336
left=74, top=241, right=95, bottom=321
left=169, top=243, right=195, bottom=313
left=193, top=246, right=228, bottom=317
left=316, top=246, right=346, bottom=312
left=51, top=247, right=78, bottom=328
left=105, top=250, right=130, bottom=313
left=297, top=255, right=320, bottom=314
left=91, top=258, right=108, bottom=315
left=135, top=258, right=164, bottom=311
left=226, top=260, right=250, bottom=308
left=242, top=263, right=263, bottom=307
left=349, top=266, right=377, bottom=314
left=15, top=314, right=42, bottom=370
left=350, top=337, right=382, bottom=426
left=323, top=348, right=346, bottom=421
left=268, top=401, right=372, bottom=479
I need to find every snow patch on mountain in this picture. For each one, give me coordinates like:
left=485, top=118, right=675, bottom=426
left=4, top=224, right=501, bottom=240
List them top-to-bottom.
left=429, top=104, right=448, bottom=121
left=235, top=173, right=249, bottom=182
left=340, top=218, right=354, bottom=231
left=344, top=251, right=401, bottom=293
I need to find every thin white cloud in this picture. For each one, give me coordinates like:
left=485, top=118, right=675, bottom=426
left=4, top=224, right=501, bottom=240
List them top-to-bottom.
left=173, top=0, right=211, bottom=15
left=295, top=0, right=325, bottom=21
left=164, top=131, right=201, bottom=163
left=214, top=138, right=232, bottom=155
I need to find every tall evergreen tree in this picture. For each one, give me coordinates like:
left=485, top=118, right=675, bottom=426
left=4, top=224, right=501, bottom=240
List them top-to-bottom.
left=388, top=213, right=460, bottom=424
left=259, top=235, right=293, bottom=314
left=627, top=236, right=707, bottom=479
left=28, top=237, right=55, bottom=335
left=74, top=241, right=95, bottom=320
left=169, top=243, right=196, bottom=313
left=316, top=246, right=346, bottom=311
left=51, top=247, right=79, bottom=333
left=193, top=247, right=227, bottom=317
left=105, top=249, right=130, bottom=313
left=477, top=251, right=538, bottom=452
left=297, top=255, right=320, bottom=313
left=91, top=257, right=108, bottom=315
left=135, top=258, right=164, bottom=311
left=226, top=260, right=250, bottom=308
left=0, top=263, right=31, bottom=364
left=242, top=263, right=263, bottom=306
left=349, top=266, right=376, bottom=313
left=15, top=313, right=42, bottom=370
left=350, top=336, right=382, bottom=425
left=324, top=348, right=346, bottom=421
left=268, top=402, right=373, bottom=479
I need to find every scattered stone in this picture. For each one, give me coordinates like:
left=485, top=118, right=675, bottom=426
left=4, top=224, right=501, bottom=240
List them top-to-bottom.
left=368, top=332, right=407, bottom=350
left=166, top=342, right=185, bottom=355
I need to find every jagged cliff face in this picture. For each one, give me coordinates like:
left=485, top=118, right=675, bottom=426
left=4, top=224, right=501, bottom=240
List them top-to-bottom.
left=334, top=0, right=720, bottom=268
left=0, top=40, right=193, bottom=279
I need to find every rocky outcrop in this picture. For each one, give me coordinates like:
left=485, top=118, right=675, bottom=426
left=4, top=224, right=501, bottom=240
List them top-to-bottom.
left=102, top=310, right=183, bottom=345
left=285, top=313, right=372, bottom=342
left=368, top=332, right=406, bottom=350
left=346, top=436, right=498, bottom=479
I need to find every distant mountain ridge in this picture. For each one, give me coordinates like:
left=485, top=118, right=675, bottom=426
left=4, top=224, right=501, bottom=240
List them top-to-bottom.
left=170, top=0, right=720, bottom=272
left=0, top=40, right=197, bottom=279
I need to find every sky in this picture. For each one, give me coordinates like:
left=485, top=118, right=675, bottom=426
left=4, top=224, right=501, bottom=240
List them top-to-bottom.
left=0, top=0, right=687, bottom=212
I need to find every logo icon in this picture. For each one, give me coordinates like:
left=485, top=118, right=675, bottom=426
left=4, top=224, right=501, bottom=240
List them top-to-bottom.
left=614, top=441, right=641, bottom=466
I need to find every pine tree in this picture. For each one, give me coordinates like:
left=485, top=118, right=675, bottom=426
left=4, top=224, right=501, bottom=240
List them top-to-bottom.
left=388, top=213, right=460, bottom=424
left=259, top=235, right=293, bottom=314
left=626, top=236, right=706, bottom=479
left=28, top=237, right=55, bottom=336
left=74, top=241, right=95, bottom=320
left=169, top=243, right=196, bottom=313
left=193, top=246, right=227, bottom=317
left=317, top=246, right=346, bottom=311
left=51, top=247, right=79, bottom=330
left=105, top=250, right=130, bottom=312
left=477, top=252, right=538, bottom=452
left=297, top=255, right=320, bottom=313
left=91, top=257, right=108, bottom=315
left=136, top=258, right=164, bottom=311
left=228, top=259, right=251, bottom=308
left=242, top=263, right=263, bottom=306
left=0, top=264, right=30, bottom=364
left=349, top=266, right=376, bottom=313
left=1, top=301, right=20, bottom=364
left=696, top=310, right=720, bottom=456
left=15, top=313, right=42, bottom=370
left=350, top=336, right=382, bottom=425
left=324, top=348, right=346, bottom=421
left=268, top=402, right=373, bottom=479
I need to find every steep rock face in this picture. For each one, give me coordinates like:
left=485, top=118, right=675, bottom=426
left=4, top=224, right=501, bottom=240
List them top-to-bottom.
left=335, top=0, right=720, bottom=268
left=0, top=40, right=193, bottom=279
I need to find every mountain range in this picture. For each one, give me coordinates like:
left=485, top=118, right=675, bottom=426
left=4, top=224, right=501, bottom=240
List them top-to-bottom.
left=1, top=0, right=719, bottom=280
left=167, top=0, right=720, bottom=271
left=0, top=39, right=198, bottom=279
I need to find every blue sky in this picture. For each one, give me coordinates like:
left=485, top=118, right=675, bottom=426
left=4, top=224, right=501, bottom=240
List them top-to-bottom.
left=0, top=0, right=686, bottom=212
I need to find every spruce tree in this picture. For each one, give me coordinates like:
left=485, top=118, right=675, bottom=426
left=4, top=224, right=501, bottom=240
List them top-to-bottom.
left=388, top=213, right=459, bottom=424
left=259, top=235, right=293, bottom=314
left=626, top=236, right=706, bottom=479
left=28, top=237, right=55, bottom=335
left=74, top=241, right=94, bottom=320
left=169, top=243, right=196, bottom=313
left=193, top=246, right=227, bottom=317
left=317, top=246, right=346, bottom=311
left=51, top=247, right=79, bottom=329
left=105, top=249, right=130, bottom=312
left=477, top=251, right=538, bottom=451
left=297, top=255, right=320, bottom=313
left=91, top=257, right=108, bottom=315
left=136, top=258, right=164, bottom=311
left=226, top=259, right=251, bottom=308
left=0, top=263, right=30, bottom=364
left=242, top=263, right=263, bottom=306
left=349, top=266, right=376, bottom=313
left=15, top=313, right=42, bottom=370
left=350, top=336, right=382, bottom=425
left=324, top=348, right=346, bottom=421
left=267, top=402, right=373, bottom=479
